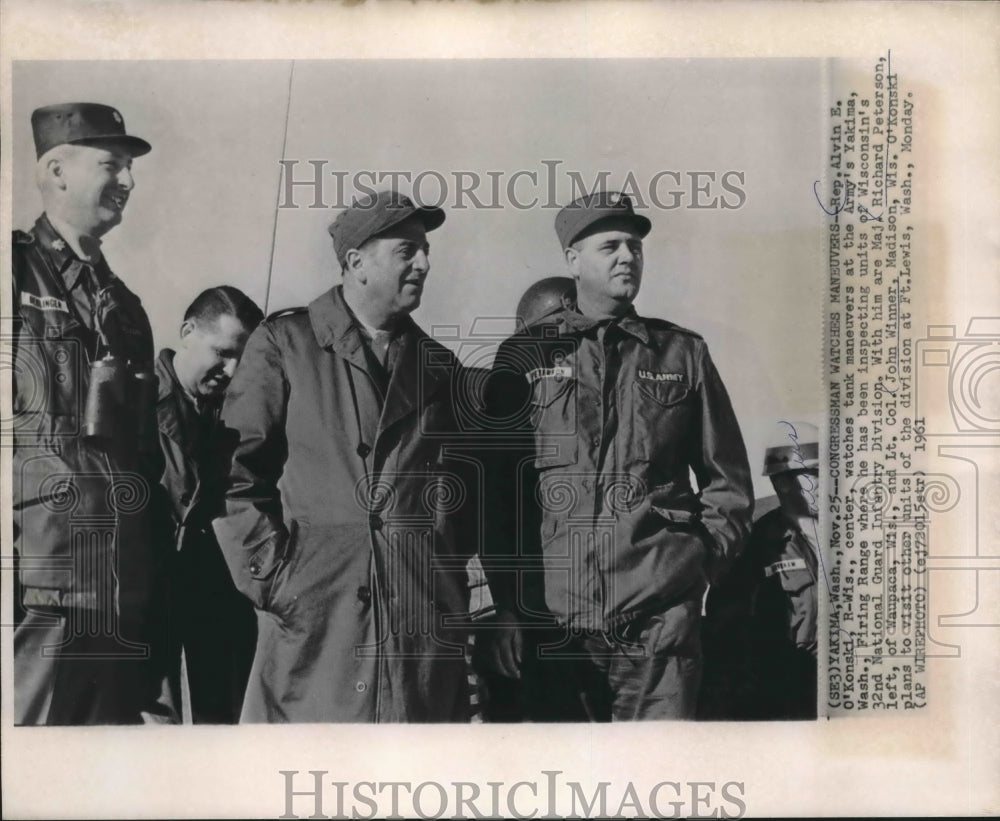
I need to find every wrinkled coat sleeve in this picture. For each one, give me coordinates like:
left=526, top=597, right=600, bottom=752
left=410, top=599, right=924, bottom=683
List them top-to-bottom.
left=212, top=321, right=290, bottom=608
left=480, top=338, right=538, bottom=613
left=691, top=341, right=754, bottom=579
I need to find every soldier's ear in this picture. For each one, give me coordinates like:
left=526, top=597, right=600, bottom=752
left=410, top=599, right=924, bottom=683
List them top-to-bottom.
left=46, top=157, right=68, bottom=190
left=564, top=246, right=580, bottom=277
left=344, top=248, right=366, bottom=284
left=179, top=318, right=196, bottom=342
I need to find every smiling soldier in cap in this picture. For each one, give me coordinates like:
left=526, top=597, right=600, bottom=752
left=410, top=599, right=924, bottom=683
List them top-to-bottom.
left=11, top=103, right=175, bottom=724
left=213, top=190, right=475, bottom=722
left=481, top=191, right=753, bottom=721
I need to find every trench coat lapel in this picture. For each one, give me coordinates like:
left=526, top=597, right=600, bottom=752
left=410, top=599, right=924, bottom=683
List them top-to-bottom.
left=308, top=287, right=381, bottom=451
left=308, top=287, right=451, bottom=451
left=309, top=288, right=370, bottom=371
left=377, top=321, right=449, bottom=440
left=156, top=350, right=200, bottom=466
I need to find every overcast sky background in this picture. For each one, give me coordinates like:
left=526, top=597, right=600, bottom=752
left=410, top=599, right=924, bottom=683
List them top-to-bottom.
left=13, top=60, right=826, bottom=497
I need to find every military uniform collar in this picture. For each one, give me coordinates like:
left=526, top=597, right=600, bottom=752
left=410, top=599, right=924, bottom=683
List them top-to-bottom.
left=34, top=214, right=112, bottom=292
left=308, top=285, right=418, bottom=352
left=558, top=306, right=650, bottom=344
left=156, top=347, right=219, bottom=422
left=156, top=349, right=179, bottom=403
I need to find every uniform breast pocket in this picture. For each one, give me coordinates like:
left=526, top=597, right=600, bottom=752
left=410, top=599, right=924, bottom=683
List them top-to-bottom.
left=16, top=312, right=89, bottom=426
left=529, top=376, right=579, bottom=469
left=631, top=379, right=694, bottom=461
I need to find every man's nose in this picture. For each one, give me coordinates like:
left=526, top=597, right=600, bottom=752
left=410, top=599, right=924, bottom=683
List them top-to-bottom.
left=116, top=166, right=135, bottom=191
left=616, top=244, right=635, bottom=264
left=411, top=248, right=430, bottom=274
left=223, top=357, right=239, bottom=379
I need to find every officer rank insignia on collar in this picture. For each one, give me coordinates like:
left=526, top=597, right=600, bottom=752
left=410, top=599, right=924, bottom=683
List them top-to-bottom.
left=50, top=238, right=66, bottom=252
left=526, top=365, right=573, bottom=383
left=637, top=369, right=686, bottom=383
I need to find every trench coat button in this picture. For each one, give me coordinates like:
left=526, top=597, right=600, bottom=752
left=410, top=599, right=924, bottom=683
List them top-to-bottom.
left=356, top=442, right=371, bottom=458
left=180, top=492, right=192, bottom=506
left=369, top=514, right=384, bottom=531
left=249, top=561, right=261, bottom=575
left=356, top=585, right=372, bottom=605
left=355, top=681, right=367, bottom=693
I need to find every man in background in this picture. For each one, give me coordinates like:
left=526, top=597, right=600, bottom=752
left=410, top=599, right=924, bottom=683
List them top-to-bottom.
left=12, top=102, right=171, bottom=724
left=156, top=286, right=263, bottom=723
left=745, top=421, right=820, bottom=719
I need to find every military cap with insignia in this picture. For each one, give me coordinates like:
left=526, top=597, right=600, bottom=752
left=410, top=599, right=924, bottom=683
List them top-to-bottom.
left=31, top=102, right=151, bottom=159
left=555, top=190, right=652, bottom=248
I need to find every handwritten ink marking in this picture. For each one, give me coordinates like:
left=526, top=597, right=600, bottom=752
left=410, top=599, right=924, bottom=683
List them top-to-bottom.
left=814, top=178, right=853, bottom=216
left=859, top=204, right=883, bottom=223
left=776, top=420, right=836, bottom=610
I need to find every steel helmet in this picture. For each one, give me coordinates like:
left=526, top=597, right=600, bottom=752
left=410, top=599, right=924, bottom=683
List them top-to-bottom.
left=515, top=276, right=577, bottom=329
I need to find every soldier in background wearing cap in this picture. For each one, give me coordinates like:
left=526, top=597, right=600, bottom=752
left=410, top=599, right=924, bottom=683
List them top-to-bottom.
left=12, top=103, right=174, bottom=723
left=213, top=190, right=475, bottom=722
left=481, top=191, right=753, bottom=721
left=709, top=421, right=820, bottom=720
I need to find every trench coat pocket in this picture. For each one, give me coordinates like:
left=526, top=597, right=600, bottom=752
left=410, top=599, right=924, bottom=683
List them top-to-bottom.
left=245, top=524, right=294, bottom=610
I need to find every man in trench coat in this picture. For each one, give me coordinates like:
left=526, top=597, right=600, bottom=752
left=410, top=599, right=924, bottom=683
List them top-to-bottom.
left=213, top=190, right=475, bottom=722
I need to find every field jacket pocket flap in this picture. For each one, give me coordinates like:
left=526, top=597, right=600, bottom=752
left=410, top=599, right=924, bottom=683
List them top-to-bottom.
left=530, top=374, right=574, bottom=408
left=636, top=380, right=690, bottom=407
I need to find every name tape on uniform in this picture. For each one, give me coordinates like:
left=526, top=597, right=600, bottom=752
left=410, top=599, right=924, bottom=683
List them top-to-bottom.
left=21, top=292, right=69, bottom=313
left=525, top=366, right=573, bottom=384
left=637, top=369, right=686, bottom=383
left=764, top=558, right=808, bottom=577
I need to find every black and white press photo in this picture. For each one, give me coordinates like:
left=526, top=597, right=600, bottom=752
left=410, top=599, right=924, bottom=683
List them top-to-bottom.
left=2, top=3, right=997, bottom=817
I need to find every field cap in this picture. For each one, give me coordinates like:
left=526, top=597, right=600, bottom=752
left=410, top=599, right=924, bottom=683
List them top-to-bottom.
left=32, top=102, right=151, bottom=159
left=329, top=189, right=445, bottom=266
left=555, top=190, right=651, bottom=248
